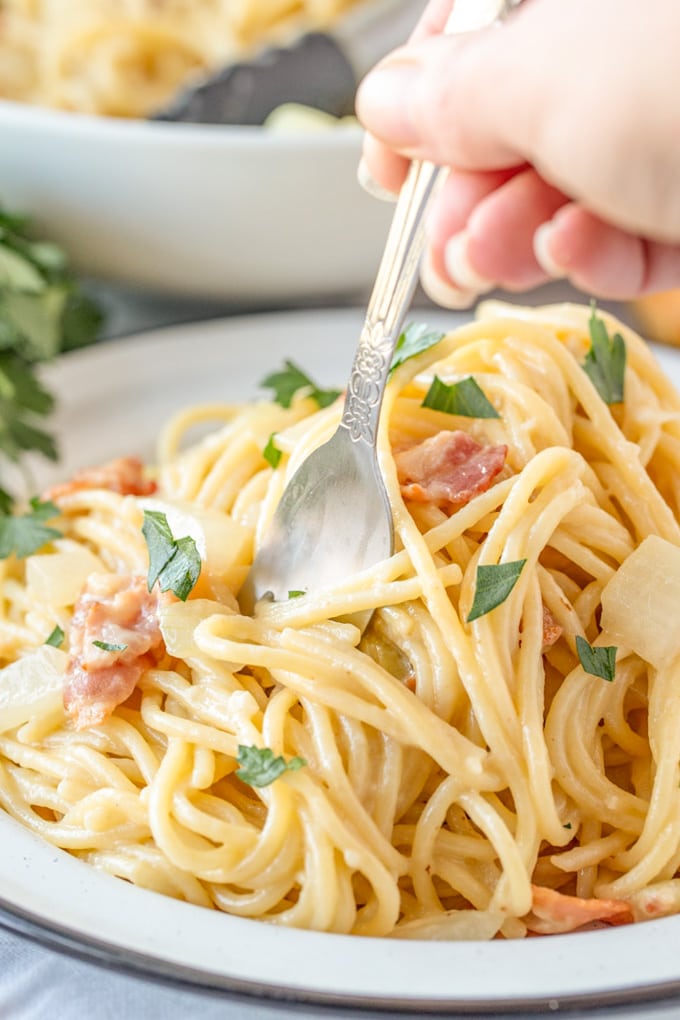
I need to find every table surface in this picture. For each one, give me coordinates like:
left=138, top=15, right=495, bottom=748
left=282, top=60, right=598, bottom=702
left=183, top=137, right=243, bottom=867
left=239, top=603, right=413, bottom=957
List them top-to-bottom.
left=2, top=279, right=676, bottom=1020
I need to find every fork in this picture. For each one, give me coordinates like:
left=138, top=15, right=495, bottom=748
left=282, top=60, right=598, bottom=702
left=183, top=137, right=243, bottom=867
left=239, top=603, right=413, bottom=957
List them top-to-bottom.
left=238, top=0, right=524, bottom=613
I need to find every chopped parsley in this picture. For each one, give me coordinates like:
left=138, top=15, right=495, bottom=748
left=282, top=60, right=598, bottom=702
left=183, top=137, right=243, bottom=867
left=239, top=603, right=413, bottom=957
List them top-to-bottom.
left=582, top=305, right=626, bottom=405
left=390, top=323, right=444, bottom=374
left=260, top=360, right=340, bottom=410
left=422, top=376, right=499, bottom=418
left=263, top=432, right=282, bottom=468
left=0, top=497, right=61, bottom=559
left=142, top=509, right=201, bottom=602
left=467, top=560, right=526, bottom=623
left=287, top=589, right=305, bottom=599
left=44, top=624, right=65, bottom=648
left=576, top=635, right=617, bottom=682
left=92, top=640, right=128, bottom=653
left=235, top=745, right=306, bottom=788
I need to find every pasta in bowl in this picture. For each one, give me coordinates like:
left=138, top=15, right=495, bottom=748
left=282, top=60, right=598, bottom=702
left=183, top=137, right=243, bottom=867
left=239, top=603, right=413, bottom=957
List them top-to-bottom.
left=0, top=0, right=364, bottom=117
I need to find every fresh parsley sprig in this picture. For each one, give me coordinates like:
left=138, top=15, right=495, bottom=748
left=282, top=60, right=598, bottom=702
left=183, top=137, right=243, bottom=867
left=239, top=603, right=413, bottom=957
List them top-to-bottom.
left=0, top=205, right=103, bottom=491
left=0, top=207, right=102, bottom=359
left=260, top=360, right=340, bottom=409
left=141, top=509, right=201, bottom=602
left=235, top=745, right=306, bottom=788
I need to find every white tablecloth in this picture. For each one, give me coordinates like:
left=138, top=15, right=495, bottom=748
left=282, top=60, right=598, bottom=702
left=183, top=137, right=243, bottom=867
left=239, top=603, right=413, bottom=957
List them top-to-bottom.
left=0, top=927, right=318, bottom=1019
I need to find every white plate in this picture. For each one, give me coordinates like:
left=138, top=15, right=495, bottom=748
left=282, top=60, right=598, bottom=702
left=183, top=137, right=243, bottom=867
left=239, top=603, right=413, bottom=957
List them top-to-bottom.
left=4, top=307, right=680, bottom=1014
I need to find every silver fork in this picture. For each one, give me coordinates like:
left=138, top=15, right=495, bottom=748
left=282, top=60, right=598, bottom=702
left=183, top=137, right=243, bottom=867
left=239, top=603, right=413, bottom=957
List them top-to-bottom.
left=239, top=0, right=524, bottom=613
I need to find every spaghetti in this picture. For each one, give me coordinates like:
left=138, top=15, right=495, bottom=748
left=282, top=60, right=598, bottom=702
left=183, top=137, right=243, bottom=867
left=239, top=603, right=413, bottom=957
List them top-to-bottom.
left=1, top=301, right=680, bottom=939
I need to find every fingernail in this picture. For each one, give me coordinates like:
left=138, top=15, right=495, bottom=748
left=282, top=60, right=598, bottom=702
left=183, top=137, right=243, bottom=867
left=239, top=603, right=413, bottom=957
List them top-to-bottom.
left=356, top=58, right=420, bottom=147
left=357, top=157, right=397, bottom=202
left=533, top=221, right=567, bottom=278
left=444, top=232, right=494, bottom=293
left=421, top=250, right=477, bottom=310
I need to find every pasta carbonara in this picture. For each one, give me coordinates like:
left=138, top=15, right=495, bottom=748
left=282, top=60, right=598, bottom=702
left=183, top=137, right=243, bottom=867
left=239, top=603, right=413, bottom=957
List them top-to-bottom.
left=0, top=0, right=361, bottom=116
left=1, top=301, right=680, bottom=940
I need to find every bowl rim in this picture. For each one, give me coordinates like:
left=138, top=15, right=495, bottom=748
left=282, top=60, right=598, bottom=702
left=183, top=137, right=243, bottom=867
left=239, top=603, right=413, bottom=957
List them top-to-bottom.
left=0, top=95, right=364, bottom=148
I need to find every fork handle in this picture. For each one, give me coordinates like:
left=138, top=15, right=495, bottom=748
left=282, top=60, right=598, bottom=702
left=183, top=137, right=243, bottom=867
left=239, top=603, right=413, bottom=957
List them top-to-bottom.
left=340, top=0, right=524, bottom=447
left=340, top=158, right=445, bottom=445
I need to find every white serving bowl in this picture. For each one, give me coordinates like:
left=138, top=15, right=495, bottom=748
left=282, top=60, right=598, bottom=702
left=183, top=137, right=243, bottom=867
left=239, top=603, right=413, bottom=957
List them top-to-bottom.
left=0, top=98, right=394, bottom=303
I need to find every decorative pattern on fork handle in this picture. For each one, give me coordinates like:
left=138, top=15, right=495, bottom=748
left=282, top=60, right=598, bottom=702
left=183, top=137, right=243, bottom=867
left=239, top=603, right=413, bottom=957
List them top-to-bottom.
left=340, top=159, right=446, bottom=446
left=340, top=320, right=393, bottom=443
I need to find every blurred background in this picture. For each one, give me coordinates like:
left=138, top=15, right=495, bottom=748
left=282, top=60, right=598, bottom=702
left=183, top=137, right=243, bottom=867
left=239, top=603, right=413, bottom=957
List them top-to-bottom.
left=1, top=0, right=675, bottom=343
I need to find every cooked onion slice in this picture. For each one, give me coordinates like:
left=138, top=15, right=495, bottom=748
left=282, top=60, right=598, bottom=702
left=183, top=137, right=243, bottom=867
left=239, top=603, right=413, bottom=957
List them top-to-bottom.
left=600, top=535, right=680, bottom=669
left=0, top=646, right=66, bottom=733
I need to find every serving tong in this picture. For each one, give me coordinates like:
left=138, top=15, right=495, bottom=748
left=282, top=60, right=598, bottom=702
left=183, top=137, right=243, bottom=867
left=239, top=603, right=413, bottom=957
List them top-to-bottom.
left=153, top=0, right=426, bottom=125
left=239, top=0, right=524, bottom=613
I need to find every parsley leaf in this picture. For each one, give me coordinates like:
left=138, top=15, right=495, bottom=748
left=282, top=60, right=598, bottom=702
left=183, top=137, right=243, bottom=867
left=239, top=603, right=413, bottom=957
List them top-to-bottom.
left=583, top=305, right=626, bottom=405
left=390, top=323, right=444, bottom=374
left=260, top=360, right=340, bottom=410
left=422, top=376, right=500, bottom=418
left=263, top=432, right=282, bottom=468
left=0, top=497, right=61, bottom=559
left=141, top=509, right=201, bottom=602
left=157, top=536, right=201, bottom=601
left=467, top=560, right=526, bottom=623
left=287, top=589, right=305, bottom=599
left=45, top=624, right=64, bottom=647
left=576, top=635, right=617, bottom=682
left=92, top=640, right=127, bottom=652
left=235, top=745, right=306, bottom=788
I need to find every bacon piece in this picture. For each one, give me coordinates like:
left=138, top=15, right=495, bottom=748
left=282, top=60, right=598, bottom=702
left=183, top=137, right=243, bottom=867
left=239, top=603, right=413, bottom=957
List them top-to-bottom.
left=395, top=431, right=506, bottom=511
left=45, top=456, right=156, bottom=503
left=64, top=573, right=163, bottom=730
left=541, top=604, right=563, bottom=649
left=525, top=885, right=633, bottom=935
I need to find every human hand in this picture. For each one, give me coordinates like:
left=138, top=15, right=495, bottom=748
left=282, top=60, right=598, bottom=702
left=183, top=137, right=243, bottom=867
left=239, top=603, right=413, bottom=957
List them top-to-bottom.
left=355, top=0, right=680, bottom=307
